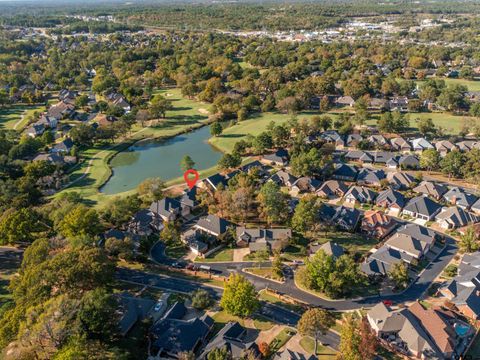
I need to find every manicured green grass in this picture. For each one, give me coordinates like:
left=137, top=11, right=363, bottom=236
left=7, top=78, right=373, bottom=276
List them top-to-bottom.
left=415, top=77, right=480, bottom=92
left=0, top=104, right=46, bottom=130
left=209, top=110, right=325, bottom=153
left=315, top=231, right=377, bottom=256
left=165, top=244, right=188, bottom=259
left=197, top=248, right=234, bottom=263
left=245, top=267, right=283, bottom=281
left=258, top=290, right=304, bottom=313
left=212, top=310, right=245, bottom=334
left=253, top=315, right=275, bottom=331
left=269, top=327, right=296, bottom=352
left=299, top=336, right=337, bottom=358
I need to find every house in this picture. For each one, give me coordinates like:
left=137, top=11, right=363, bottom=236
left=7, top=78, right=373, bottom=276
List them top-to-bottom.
left=59, top=89, right=78, bottom=105
left=106, top=92, right=131, bottom=113
left=335, top=95, right=355, bottom=107
left=389, top=96, right=409, bottom=112
left=368, top=97, right=388, bottom=111
left=47, top=101, right=75, bottom=120
left=37, top=114, right=58, bottom=128
left=96, top=114, right=118, bottom=127
left=25, top=123, right=45, bottom=138
left=319, top=130, right=344, bottom=148
left=345, top=133, right=363, bottom=148
left=367, top=135, right=388, bottom=148
left=390, top=137, right=411, bottom=152
left=411, top=137, right=434, bottom=152
left=51, top=138, right=74, bottom=153
left=435, top=140, right=457, bottom=156
left=456, top=140, right=480, bottom=152
left=262, top=148, right=289, bottom=166
left=345, top=150, right=372, bottom=163
left=371, top=151, right=395, bottom=164
left=33, top=152, right=66, bottom=165
left=397, top=154, right=420, bottom=169
left=331, top=163, right=358, bottom=181
left=356, top=168, right=386, bottom=187
left=269, top=170, right=297, bottom=188
left=386, top=172, right=416, bottom=190
left=201, top=173, right=229, bottom=192
left=291, top=177, right=321, bottom=194
left=316, top=180, right=349, bottom=199
left=413, top=181, right=448, bottom=200
left=344, top=186, right=378, bottom=205
left=179, top=187, right=200, bottom=210
left=443, top=187, right=478, bottom=210
left=375, top=188, right=406, bottom=214
left=402, top=195, right=442, bottom=221
left=150, top=197, right=188, bottom=222
left=472, top=198, right=480, bottom=215
left=319, top=204, right=361, bottom=231
left=435, top=206, right=479, bottom=230
left=128, top=209, right=163, bottom=236
left=361, top=210, right=397, bottom=239
left=194, top=214, right=232, bottom=237
left=385, top=223, right=439, bottom=260
left=236, top=227, right=291, bottom=253
left=181, top=229, right=209, bottom=256
left=309, top=241, right=345, bottom=259
left=361, top=245, right=414, bottom=276
left=440, top=252, right=480, bottom=322
left=117, top=293, right=155, bottom=336
left=150, top=302, right=214, bottom=358
left=367, top=302, right=469, bottom=359
left=199, top=322, right=259, bottom=360
left=273, top=350, right=316, bottom=360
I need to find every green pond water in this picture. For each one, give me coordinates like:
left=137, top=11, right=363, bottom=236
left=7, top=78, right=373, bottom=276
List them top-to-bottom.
left=100, top=125, right=222, bottom=194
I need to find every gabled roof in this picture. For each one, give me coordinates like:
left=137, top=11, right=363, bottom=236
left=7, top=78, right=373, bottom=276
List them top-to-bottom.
left=390, top=137, right=411, bottom=150
left=411, top=137, right=434, bottom=150
left=435, top=140, right=457, bottom=152
left=263, top=148, right=289, bottom=164
left=398, top=154, right=420, bottom=168
left=332, top=163, right=358, bottom=179
left=356, top=168, right=386, bottom=184
left=269, top=170, right=297, bottom=186
left=386, top=172, right=415, bottom=189
left=292, top=176, right=321, bottom=192
left=316, top=180, right=348, bottom=197
left=413, top=181, right=448, bottom=199
left=345, top=186, right=378, bottom=203
left=179, top=187, right=199, bottom=208
left=443, top=187, right=478, bottom=209
left=376, top=188, right=406, bottom=208
left=403, top=195, right=442, bottom=218
left=149, top=197, right=182, bottom=218
left=436, top=206, right=479, bottom=227
left=195, top=214, right=232, bottom=235
left=314, top=241, right=345, bottom=259
left=362, top=245, right=414, bottom=275
left=200, top=322, right=257, bottom=359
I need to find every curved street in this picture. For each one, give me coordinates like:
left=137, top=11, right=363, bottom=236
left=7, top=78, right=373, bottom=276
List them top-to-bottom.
left=149, top=237, right=458, bottom=311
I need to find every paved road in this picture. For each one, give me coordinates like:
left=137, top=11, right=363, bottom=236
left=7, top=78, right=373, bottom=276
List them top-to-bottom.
left=151, top=235, right=458, bottom=311
left=116, top=267, right=340, bottom=349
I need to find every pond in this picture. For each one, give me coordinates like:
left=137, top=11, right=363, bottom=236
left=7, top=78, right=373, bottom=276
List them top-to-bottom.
left=100, top=125, right=222, bottom=194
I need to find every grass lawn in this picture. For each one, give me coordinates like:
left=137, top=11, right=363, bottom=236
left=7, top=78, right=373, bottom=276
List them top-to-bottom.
left=414, top=77, right=480, bottom=92
left=0, top=103, right=47, bottom=130
left=165, top=244, right=188, bottom=259
left=196, top=248, right=234, bottom=263
left=245, top=267, right=283, bottom=281
left=258, top=289, right=304, bottom=313
left=212, top=310, right=245, bottom=334
left=253, top=314, right=275, bottom=331
left=269, top=327, right=296, bottom=352
left=299, top=336, right=337, bottom=359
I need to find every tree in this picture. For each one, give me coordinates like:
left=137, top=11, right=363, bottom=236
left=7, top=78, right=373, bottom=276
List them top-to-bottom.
left=75, top=94, right=89, bottom=109
left=149, top=94, right=172, bottom=118
left=276, top=96, right=301, bottom=114
left=416, top=117, right=436, bottom=137
left=210, top=122, right=223, bottom=137
left=290, top=148, right=328, bottom=177
left=419, top=149, right=441, bottom=172
left=440, top=150, right=465, bottom=178
left=218, top=153, right=241, bottom=170
left=180, top=155, right=195, bottom=172
left=137, top=177, right=164, bottom=204
left=257, top=181, right=289, bottom=225
left=291, top=196, right=320, bottom=234
left=58, top=204, right=102, bottom=239
left=0, top=207, right=39, bottom=245
left=161, top=221, right=180, bottom=244
left=459, top=226, right=479, bottom=253
left=272, top=252, right=283, bottom=280
left=388, top=262, right=409, bottom=290
left=220, top=274, right=259, bottom=317
left=191, top=289, right=212, bottom=310
left=297, top=308, right=335, bottom=355
left=338, top=314, right=361, bottom=360
left=358, top=317, right=379, bottom=360
left=258, top=342, right=270, bottom=358
left=207, top=346, right=231, bottom=360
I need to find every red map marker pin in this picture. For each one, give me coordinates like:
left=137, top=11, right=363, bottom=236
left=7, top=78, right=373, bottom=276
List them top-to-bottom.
left=184, top=169, right=199, bottom=189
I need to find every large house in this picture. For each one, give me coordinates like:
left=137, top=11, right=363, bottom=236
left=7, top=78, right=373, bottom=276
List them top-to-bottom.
left=262, top=148, right=289, bottom=166
left=331, top=163, right=358, bottom=182
left=356, top=168, right=386, bottom=187
left=269, top=170, right=297, bottom=188
left=386, top=172, right=416, bottom=190
left=316, top=180, right=348, bottom=199
left=413, top=181, right=448, bottom=200
left=344, top=186, right=378, bottom=205
left=443, top=187, right=478, bottom=210
left=375, top=188, right=406, bottom=215
left=402, top=195, right=442, bottom=221
left=150, top=197, right=189, bottom=222
left=318, top=204, right=361, bottom=231
left=435, top=206, right=479, bottom=230
left=361, top=210, right=397, bottom=239
left=194, top=214, right=233, bottom=237
left=385, top=223, right=439, bottom=260
left=236, top=227, right=291, bottom=253
left=367, top=302, right=471, bottom=359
